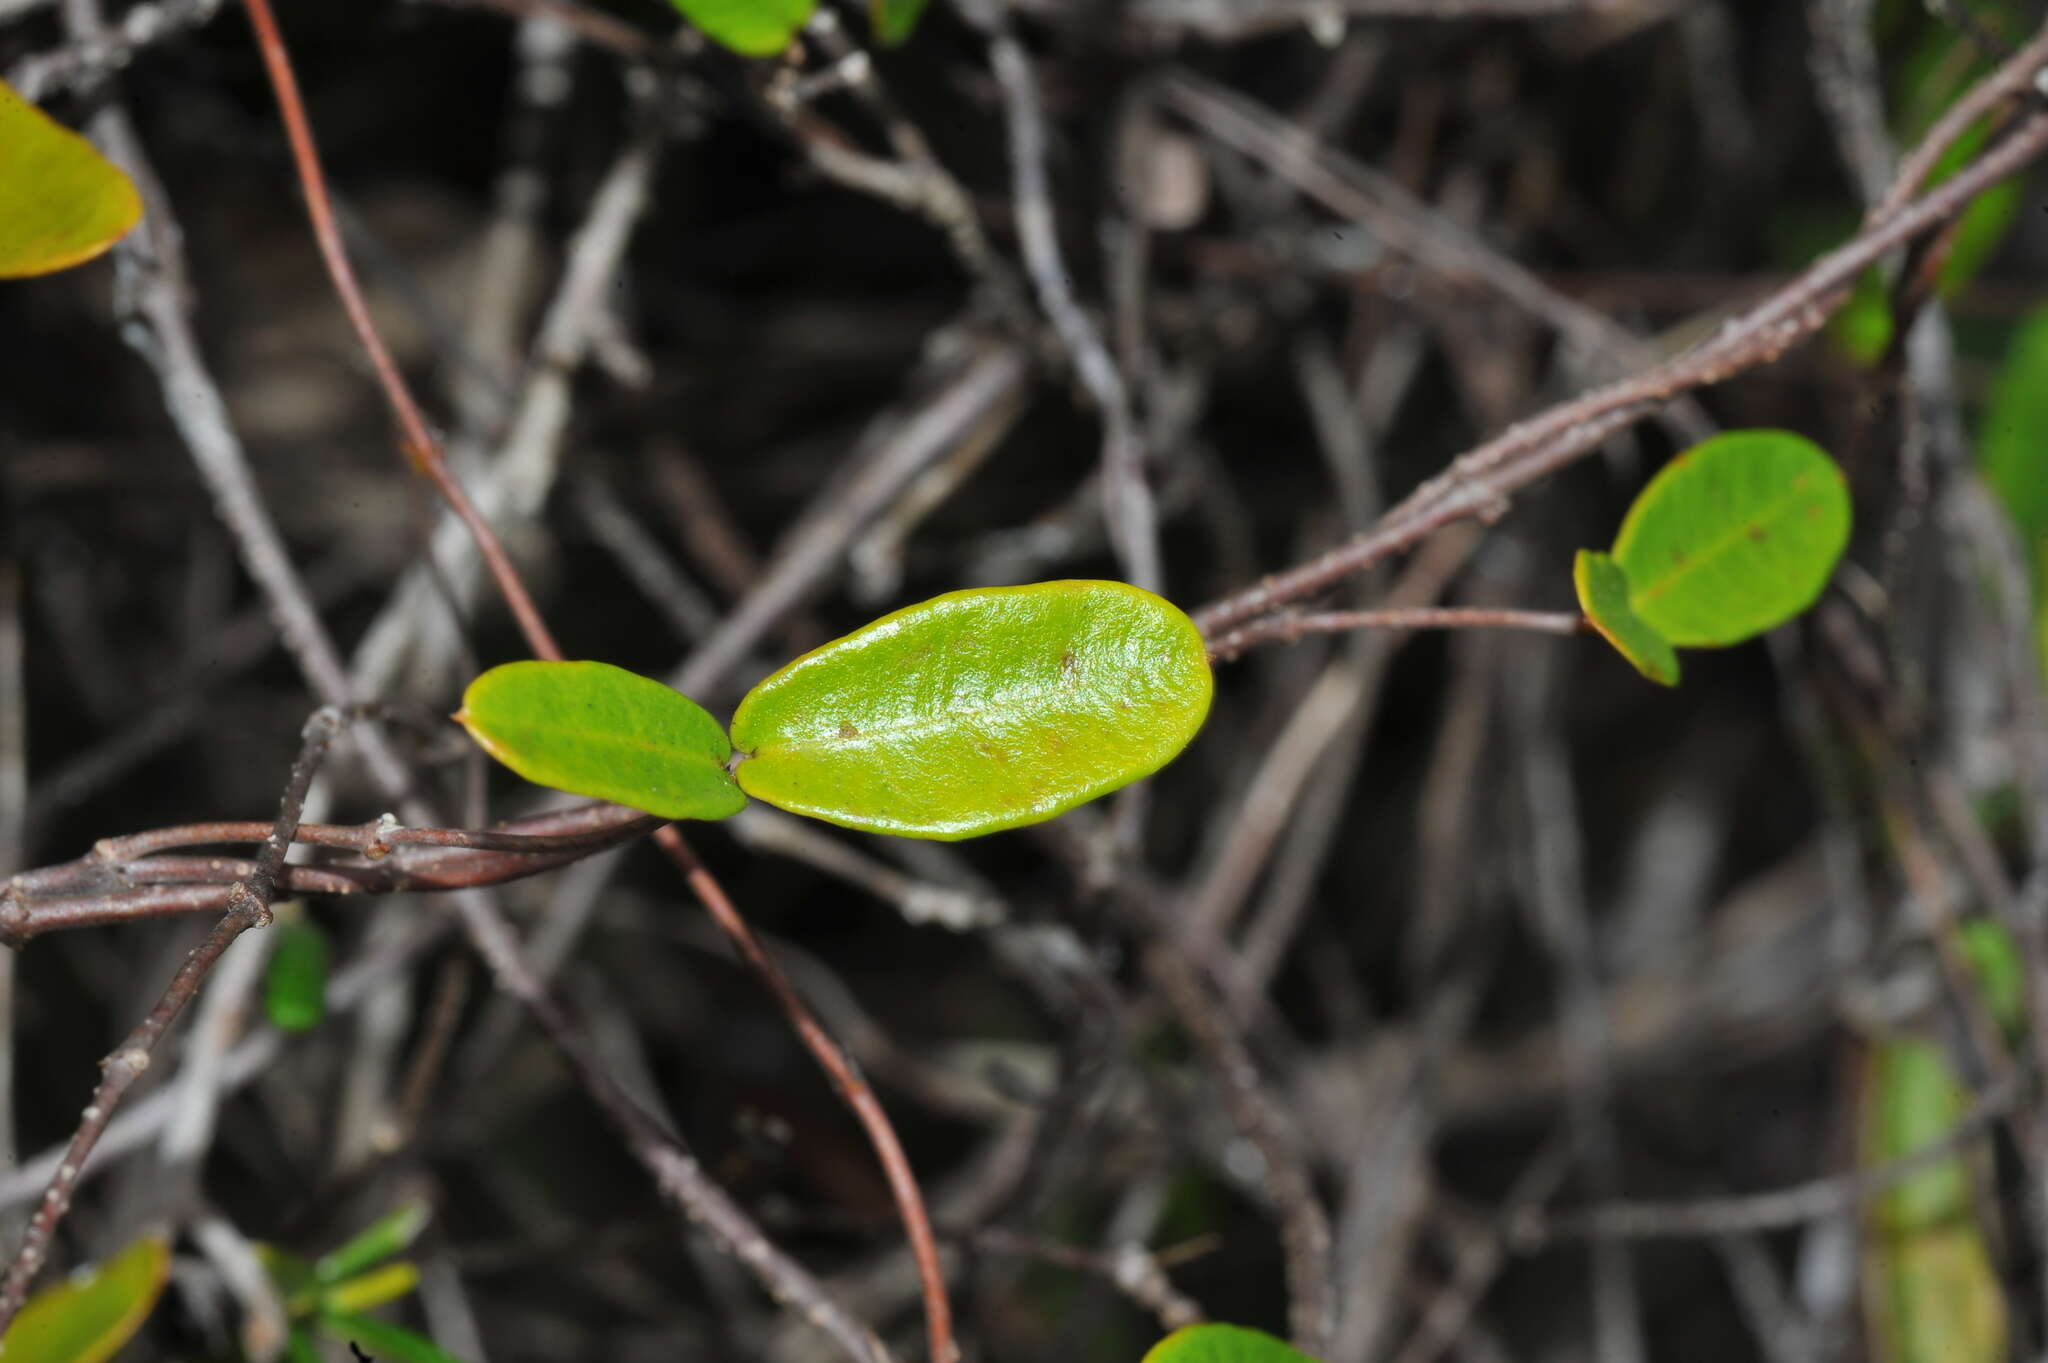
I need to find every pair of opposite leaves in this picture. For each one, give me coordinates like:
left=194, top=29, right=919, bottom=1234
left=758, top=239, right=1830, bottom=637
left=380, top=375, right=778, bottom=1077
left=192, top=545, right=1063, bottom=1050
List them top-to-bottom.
left=463, top=432, right=1851, bottom=841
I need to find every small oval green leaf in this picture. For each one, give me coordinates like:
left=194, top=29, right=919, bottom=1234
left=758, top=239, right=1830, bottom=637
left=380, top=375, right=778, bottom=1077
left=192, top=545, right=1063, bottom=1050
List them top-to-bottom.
left=667, top=0, right=815, bottom=55
left=872, top=0, right=931, bottom=44
left=0, top=78, right=142, bottom=279
left=1610, top=430, right=1851, bottom=648
left=1574, top=550, right=1679, bottom=687
left=731, top=581, right=1213, bottom=840
left=458, top=660, right=745, bottom=822
left=265, top=911, right=329, bottom=1033
left=1865, top=1037, right=1971, bottom=1233
left=315, top=1204, right=432, bottom=1285
left=1, top=1234, right=169, bottom=1363
left=321, top=1312, right=466, bottom=1363
left=1143, top=1324, right=1324, bottom=1363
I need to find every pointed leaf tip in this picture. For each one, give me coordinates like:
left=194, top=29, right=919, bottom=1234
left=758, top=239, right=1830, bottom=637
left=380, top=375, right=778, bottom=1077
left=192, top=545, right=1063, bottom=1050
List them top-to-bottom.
left=0, top=78, right=142, bottom=279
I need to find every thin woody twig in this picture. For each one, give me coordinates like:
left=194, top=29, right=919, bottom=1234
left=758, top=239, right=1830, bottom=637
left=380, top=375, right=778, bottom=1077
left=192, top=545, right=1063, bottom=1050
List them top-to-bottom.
left=986, top=25, right=1163, bottom=595
left=1193, top=52, right=2048, bottom=634
left=1207, top=607, right=1585, bottom=660
left=0, top=706, right=340, bottom=1330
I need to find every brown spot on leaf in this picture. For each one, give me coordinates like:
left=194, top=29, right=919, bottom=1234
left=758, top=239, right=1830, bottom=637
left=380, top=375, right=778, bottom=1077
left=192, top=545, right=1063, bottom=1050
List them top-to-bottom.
left=1747, top=525, right=1768, bottom=543
left=1670, top=548, right=1688, bottom=567
left=1060, top=649, right=1078, bottom=682
left=838, top=722, right=860, bottom=740
left=975, top=739, right=1008, bottom=763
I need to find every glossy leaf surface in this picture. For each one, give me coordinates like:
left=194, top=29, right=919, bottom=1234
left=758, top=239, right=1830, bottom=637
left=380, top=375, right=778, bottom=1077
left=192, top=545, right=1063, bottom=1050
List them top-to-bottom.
left=665, top=0, right=814, bottom=54
left=872, top=0, right=930, bottom=43
left=0, top=79, right=142, bottom=279
left=1611, top=430, right=1851, bottom=647
left=1574, top=550, right=1679, bottom=687
left=732, top=581, right=1212, bottom=840
left=459, top=661, right=745, bottom=822
left=265, top=913, right=329, bottom=1033
left=0, top=1234, right=169, bottom=1363
left=321, top=1262, right=420, bottom=1316
left=323, top=1312, right=465, bottom=1363
left=1143, top=1324, right=1323, bottom=1363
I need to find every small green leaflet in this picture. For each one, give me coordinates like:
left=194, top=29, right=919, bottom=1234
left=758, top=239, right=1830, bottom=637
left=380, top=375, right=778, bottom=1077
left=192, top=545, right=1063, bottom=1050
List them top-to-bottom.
left=666, top=0, right=815, bottom=55
left=0, top=77, right=142, bottom=279
left=1979, top=305, right=2048, bottom=680
left=1577, top=430, right=1851, bottom=684
left=1574, top=551, right=1679, bottom=687
left=731, top=581, right=1212, bottom=840
left=458, top=660, right=745, bottom=822
left=265, top=910, right=329, bottom=1033
left=315, top=1204, right=432, bottom=1285
left=0, top=1234, right=169, bottom=1363
left=325, top=1311, right=466, bottom=1363
left=1143, top=1324, right=1324, bottom=1363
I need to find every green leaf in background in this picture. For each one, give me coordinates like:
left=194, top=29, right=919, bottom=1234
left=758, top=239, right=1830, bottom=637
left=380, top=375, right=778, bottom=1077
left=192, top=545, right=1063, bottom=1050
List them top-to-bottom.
left=666, top=0, right=815, bottom=55
left=872, top=0, right=931, bottom=44
left=0, top=77, right=142, bottom=279
left=1976, top=304, right=2048, bottom=678
left=1610, top=430, right=1851, bottom=647
left=1574, top=550, right=1680, bottom=687
left=731, top=581, right=1213, bottom=840
left=458, top=660, right=746, bottom=822
left=264, top=908, right=329, bottom=1033
left=1959, top=918, right=2026, bottom=1036
left=1861, top=1037, right=2006, bottom=1363
left=1864, top=1037, right=1970, bottom=1233
left=315, top=1204, right=432, bottom=1285
left=0, top=1234, right=169, bottom=1363
left=321, top=1261, right=421, bottom=1316
left=323, top=1311, right=466, bottom=1363
left=1142, top=1323, right=1324, bottom=1363
left=285, top=1326, right=324, bottom=1363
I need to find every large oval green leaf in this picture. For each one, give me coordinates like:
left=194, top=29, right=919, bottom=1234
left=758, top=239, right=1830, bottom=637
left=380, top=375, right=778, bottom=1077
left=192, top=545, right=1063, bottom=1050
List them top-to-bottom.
left=666, top=0, right=815, bottom=55
left=0, top=78, right=141, bottom=279
left=1610, top=430, right=1851, bottom=648
left=731, top=581, right=1213, bottom=840
left=458, top=660, right=745, bottom=821
left=1, top=1234, right=169, bottom=1363
left=1142, top=1324, right=1323, bottom=1363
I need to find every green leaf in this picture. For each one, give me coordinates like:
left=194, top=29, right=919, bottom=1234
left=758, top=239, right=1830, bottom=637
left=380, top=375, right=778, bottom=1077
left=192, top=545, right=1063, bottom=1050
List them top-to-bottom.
left=666, top=0, right=814, bottom=55
left=871, top=0, right=930, bottom=44
left=0, top=77, right=142, bottom=279
left=1979, top=306, right=2048, bottom=548
left=1610, top=430, right=1852, bottom=647
left=1574, top=550, right=1680, bottom=687
left=731, top=581, right=1213, bottom=840
left=458, top=660, right=746, bottom=822
left=265, top=911, right=329, bottom=1033
left=1959, top=918, right=2026, bottom=1036
left=1865, top=1037, right=1971, bottom=1232
left=315, top=1204, right=432, bottom=1285
left=1867, top=1223, right=2007, bottom=1363
left=0, top=1234, right=169, bottom=1363
left=320, top=1262, right=420, bottom=1316
left=322, top=1312, right=467, bottom=1363
left=1142, top=1324, right=1324, bottom=1363
left=285, top=1326, right=324, bottom=1363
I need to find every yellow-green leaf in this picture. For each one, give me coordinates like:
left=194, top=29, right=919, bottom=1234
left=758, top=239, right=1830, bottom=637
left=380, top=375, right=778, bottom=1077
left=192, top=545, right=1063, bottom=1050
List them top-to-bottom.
left=666, top=0, right=814, bottom=55
left=0, top=78, right=141, bottom=279
left=1610, top=430, right=1852, bottom=648
left=1575, top=550, right=1679, bottom=687
left=731, top=581, right=1213, bottom=840
left=458, top=660, right=746, bottom=822
left=1864, top=1037, right=1970, bottom=1234
left=315, top=1204, right=432, bottom=1285
left=1866, top=1224, right=2007, bottom=1363
left=0, top=1234, right=169, bottom=1363
left=320, top=1262, right=420, bottom=1316
left=1143, top=1324, right=1323, bottom=1363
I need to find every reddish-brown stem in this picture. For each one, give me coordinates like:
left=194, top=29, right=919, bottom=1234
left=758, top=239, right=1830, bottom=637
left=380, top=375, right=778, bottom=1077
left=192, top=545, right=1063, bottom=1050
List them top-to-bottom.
left=238, top=0, right=561, bottom=663
left=238, top=7, right=952, bottom=1354
left=1207, top=608, right=1587, bottom=661
left=0, top=708, right=340, bottom=1330
left=652, top=825, right=957, bottom=1363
